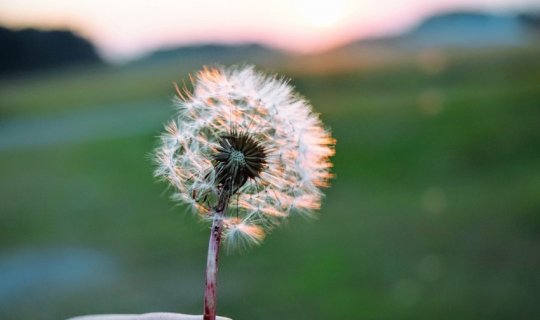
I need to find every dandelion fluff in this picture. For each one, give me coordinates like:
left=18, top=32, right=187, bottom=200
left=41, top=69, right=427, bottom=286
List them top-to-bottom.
left=154, top=65, right=335, bottom=249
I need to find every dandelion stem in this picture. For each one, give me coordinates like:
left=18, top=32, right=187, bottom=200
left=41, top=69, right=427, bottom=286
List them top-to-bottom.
left=203, top=195, right=229, bottom=320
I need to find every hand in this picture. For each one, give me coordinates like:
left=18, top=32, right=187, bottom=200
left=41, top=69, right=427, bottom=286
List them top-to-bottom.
left=66, top=313, right=232, bottom=320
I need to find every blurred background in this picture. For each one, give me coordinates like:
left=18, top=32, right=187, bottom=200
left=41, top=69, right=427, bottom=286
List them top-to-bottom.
left=1, top=1, right=539, bottom=319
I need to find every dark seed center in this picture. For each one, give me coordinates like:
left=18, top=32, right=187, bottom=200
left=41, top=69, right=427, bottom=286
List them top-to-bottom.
left=213, top=131, right=266, bottom=195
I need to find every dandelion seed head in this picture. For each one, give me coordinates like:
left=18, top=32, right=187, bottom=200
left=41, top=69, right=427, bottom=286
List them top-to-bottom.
left=154, top=65, right=335, bottom=249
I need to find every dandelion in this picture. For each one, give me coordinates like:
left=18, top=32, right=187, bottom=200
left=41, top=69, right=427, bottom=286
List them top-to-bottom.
left=154, top=65, right=334, bottom=320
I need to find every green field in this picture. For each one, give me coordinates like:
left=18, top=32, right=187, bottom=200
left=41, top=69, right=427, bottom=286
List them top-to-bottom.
left=1, top=47, right=539, bottom=320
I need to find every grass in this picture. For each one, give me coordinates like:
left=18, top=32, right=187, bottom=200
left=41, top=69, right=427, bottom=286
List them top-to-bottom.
left=0, top=46, right=539, bottom=319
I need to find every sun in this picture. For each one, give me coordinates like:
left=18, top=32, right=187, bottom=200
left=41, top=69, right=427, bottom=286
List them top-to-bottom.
left=294, top=0, right=350, bottom=29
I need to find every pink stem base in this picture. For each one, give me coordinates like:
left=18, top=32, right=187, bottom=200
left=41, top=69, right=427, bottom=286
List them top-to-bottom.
left=203, top=201, right=227, bottom=320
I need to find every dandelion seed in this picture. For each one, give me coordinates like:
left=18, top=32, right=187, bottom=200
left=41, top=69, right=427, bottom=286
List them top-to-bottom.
left=154, top=65, right=334, bottom=320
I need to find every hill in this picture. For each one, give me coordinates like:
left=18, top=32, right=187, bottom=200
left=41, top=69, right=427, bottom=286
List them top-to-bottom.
left=342, top=11, right=537, bottom=52
left=0, top=26, right=102, bottom=75
left=132, top=43, right=284, bottom=67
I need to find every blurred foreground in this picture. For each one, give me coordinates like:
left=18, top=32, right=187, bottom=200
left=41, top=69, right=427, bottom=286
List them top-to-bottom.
left=1, top=45, right=539, bottom=319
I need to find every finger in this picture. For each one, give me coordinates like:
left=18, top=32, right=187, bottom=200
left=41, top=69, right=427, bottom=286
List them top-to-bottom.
left=67, top=313, right=232, bottom=320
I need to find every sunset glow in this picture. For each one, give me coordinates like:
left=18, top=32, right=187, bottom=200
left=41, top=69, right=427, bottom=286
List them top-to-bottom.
left=0, top=0, right=537, bottom=61
left=295, top=0, right=351, bottom=29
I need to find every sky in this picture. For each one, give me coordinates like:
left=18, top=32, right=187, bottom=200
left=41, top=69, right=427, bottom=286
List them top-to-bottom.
left=0, top=0, right=538, bottom=62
